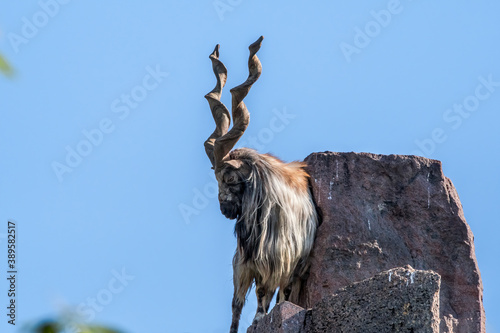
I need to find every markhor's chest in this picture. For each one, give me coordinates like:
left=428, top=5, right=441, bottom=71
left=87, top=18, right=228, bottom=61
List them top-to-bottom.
left=235, top=218, right=263, bottom=260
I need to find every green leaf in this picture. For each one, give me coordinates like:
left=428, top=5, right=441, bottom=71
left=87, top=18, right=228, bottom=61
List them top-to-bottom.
left=0, top=53, right=14, bottom=77
left=29, top=318, right=124, bottom=333
left=34, top=321, right=61, bottom=333
left=77, top=325, right=123, bottom=333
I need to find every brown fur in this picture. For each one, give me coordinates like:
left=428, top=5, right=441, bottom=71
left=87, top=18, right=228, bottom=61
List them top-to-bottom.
left=216, top=149, right=318, bottom=333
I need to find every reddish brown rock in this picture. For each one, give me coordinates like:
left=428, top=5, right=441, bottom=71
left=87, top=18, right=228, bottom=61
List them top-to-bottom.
left=298, top=152, right=485, bottom=333
left=247, top=266, right=441, bottom=333
left=307, top=266, right=441, bottom=333
left=247, top=301, right=306, bottom=333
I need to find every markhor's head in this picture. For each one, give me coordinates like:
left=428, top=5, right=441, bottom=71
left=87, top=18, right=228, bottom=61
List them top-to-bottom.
left=202, top=37, right=264, bottom=220
left=215, top=150, right=254, bottom=219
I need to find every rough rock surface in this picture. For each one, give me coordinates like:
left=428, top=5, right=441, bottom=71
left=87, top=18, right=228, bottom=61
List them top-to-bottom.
left=297, top=152, right=485, bottom=333
left=248, top=266, right=441, bottom=333
left=307, top=266, right=441, bottom=333
left=247, top=301, right=306, bottom=333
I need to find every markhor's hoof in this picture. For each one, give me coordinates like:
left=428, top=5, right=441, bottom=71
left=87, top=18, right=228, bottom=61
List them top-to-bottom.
left=252, top=312, right=265, bottom=326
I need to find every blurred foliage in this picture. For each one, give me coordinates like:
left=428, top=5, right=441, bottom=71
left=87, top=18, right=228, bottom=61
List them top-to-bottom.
left=0, top=52, right=14, bottom=77
left=27, top=319, right=124, bottom=333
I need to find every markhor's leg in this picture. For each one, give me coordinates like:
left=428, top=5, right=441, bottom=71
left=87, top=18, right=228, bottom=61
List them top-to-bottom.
left=230, top=253, right=253, bottom=333
left=280, top=260, right=310, bottom=304
left=277, top=278, right=292, bottom=304
left=252, top=284, right=275, bottom=325
left=230, top=293, right=244, bottom=333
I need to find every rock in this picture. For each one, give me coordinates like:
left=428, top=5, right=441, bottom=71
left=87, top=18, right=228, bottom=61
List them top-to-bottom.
left=298, top=152, right=485, bottom=333
left=248, top=266, right=441, bottom=333
left=307, top=266, right=441, bottom=333
left=247, top=301, right=306, bottom=333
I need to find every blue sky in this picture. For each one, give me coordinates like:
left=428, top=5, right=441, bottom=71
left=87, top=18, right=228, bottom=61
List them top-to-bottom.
left=1, top=1, right=499, bottom=332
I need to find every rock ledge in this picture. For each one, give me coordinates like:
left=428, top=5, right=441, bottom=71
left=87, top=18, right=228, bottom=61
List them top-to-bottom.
left=248, top=266, right=441, bottom=333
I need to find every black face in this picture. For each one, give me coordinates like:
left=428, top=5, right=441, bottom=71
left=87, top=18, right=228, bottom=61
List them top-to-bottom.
left=217, top=167, right=247, bottom=220
left=220, top=200, right=241, bottom=220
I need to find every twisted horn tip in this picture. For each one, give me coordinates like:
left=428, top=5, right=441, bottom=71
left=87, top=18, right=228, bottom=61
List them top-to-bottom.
left=249, top=36, right=264, bottom=53
left=210, top=44, right=220, bottom=60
